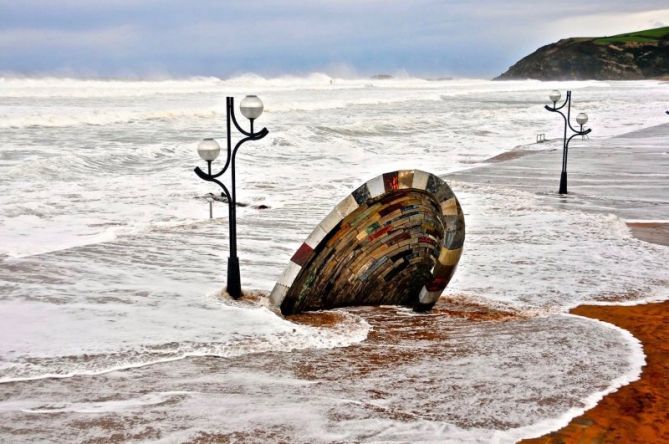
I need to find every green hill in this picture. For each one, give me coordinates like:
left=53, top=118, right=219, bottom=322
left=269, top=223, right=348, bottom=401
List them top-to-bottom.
left=496, top=26, right=669, bottom=80
left=593, top=26, right=669, bottom=45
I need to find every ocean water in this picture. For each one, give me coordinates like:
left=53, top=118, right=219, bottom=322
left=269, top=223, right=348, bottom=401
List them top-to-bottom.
left=0, top=75, right=668, bottom=442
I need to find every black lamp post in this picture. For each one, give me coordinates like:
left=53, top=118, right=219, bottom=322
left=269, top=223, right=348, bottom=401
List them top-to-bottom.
left=545, top=90, right=591, bottom=195
left=194, top=95, right=269, bottom=298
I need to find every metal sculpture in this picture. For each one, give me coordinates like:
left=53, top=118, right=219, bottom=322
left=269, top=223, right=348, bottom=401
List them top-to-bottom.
left=270, top=170, right=465, bottom=315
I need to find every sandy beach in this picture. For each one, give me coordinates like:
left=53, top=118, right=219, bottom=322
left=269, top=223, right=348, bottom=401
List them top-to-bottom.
left=2, top=1, right=669, bottom=441
left=1, top=79, right=668, bottom=442
left=451, top=127, right=669, bottom=442
left=520, top=222, right=669, bottom=443
left=627, top=222, right=669, bottom=247
left=524, top=300, right=669, bottom=443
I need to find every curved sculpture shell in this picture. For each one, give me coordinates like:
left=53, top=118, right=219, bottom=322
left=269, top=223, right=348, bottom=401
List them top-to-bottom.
left=270, top=170, right=465, bottom=315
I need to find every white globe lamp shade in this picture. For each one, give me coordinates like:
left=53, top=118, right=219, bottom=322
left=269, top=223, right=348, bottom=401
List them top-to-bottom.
left=549, top=90, right=561, bottom=103
left=240, top=95, right=264, bottom=120
left=576, top=112, right=588, bottom=126
left=197, top=138, right=221, bottom=162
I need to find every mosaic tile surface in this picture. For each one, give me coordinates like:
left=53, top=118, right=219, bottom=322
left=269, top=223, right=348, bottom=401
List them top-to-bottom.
left=270, top=170, right=465, bottom=315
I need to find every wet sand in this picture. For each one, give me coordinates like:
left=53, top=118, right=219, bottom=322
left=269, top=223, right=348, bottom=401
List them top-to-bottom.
left=448, top=123, right=669, bottom=221
left=449, top=124, right=669, bottom=442
left=1, top=125, right=667, bottom=442
left=627, top=222, right=669, bottom=247
left=523, top=223, right=669, bottom=444
left=1, top=295, right=627, bottom=443
left=522, top=300, right=669, bottom=444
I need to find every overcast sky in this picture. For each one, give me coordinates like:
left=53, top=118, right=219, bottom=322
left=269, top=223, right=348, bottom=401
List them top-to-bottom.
left=1, top=0, right=667, bottom=78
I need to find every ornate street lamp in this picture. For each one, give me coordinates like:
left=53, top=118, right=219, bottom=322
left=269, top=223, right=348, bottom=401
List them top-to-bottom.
left=545, top=90, right=591, bottom=195
left=194, top=96, right=269, bottom=298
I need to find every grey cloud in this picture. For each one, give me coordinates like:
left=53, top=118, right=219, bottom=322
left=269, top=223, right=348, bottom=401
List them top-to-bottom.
left=0, top=0, right=667, bottom=77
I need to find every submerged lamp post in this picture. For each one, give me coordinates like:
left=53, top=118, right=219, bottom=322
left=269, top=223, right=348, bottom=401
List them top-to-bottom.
left=545, top=90, right=591, bottom=195
left=194, top=96, right=268, bottom=298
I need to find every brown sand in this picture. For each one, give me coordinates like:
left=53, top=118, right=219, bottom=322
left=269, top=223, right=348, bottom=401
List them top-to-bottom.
left=522, top=220, right=669, bottom=444
left=627, top=222, right=669, bottom=247
left=213, top=224, right=669, bottom=443
left=521, top=301, right=669, bottom=443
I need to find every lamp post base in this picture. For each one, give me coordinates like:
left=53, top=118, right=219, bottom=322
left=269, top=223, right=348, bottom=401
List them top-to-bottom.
left=559, top=171, right=568, bottom=195
left=226, top=256, right=242, bottom=299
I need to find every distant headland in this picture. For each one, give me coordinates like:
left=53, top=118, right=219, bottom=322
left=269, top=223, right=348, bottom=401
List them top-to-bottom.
left=496, top=26, right=669, bottom=81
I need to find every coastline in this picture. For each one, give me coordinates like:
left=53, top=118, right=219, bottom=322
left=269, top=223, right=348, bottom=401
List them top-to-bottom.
left=1, top=83, right=668, bottom=442
left=447, top=124, right=669, bottom=442
left=519, top=188, right=669, bottom=444
left=519, top=197, right=669, bottom=442
left=291, top=221, right=669, bottom=443
left=627, top=221, right=669, bottom=247
left=521, top=299, right=669, bottom=443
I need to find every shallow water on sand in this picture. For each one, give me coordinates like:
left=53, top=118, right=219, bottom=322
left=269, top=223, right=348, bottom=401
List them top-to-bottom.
left=0, top=76, right=668, bottom=442
left=0, top=303, right=644, bottom=443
